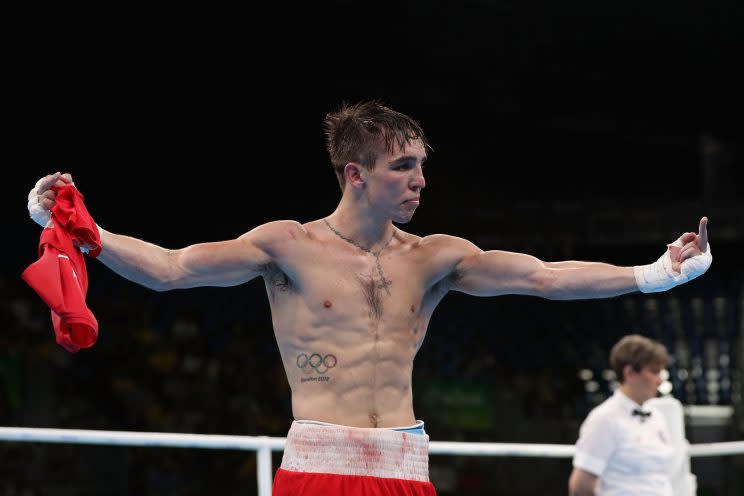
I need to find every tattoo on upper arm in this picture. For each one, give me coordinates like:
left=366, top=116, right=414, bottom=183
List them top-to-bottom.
left=297, top=352, right=337, bottom=383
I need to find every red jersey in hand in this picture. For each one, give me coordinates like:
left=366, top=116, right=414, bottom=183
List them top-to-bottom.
left=22, top=185, right=102, bottom=352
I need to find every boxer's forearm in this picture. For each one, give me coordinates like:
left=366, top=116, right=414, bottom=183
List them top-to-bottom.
left=97, top=228, right=178, bottom=291
left=541, top=261, right=639, bottom=297
left=544, top=261, right=608, bottom=269
left=547, top=264, right=637, bottom=299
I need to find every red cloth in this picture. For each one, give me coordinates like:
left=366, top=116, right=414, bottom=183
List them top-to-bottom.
left=22, top=185, right=102, bottom=352
left=273, top=468, right=437, bottom=496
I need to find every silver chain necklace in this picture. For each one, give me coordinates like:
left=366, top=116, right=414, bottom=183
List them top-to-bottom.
left=323, top=218, right=395, bottom=295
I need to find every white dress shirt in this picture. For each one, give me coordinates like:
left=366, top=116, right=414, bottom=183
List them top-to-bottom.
left=573, top=390, right=675, bottom=496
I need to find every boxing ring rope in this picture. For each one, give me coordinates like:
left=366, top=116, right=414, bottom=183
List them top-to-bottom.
left=1, top=428, right=743, bottom=496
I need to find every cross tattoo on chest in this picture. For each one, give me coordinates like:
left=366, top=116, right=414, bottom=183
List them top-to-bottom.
left=323, top=218, right=395, bottom=296
left=374, top=256, right=392, bottom=295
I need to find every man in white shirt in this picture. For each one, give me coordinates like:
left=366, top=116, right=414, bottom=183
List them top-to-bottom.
left=569, top=335, right=677, bottom=496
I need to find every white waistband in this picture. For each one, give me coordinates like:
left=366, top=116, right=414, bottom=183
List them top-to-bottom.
left=295, top=418, right=425, bottom=431
left=281, top=420, right=430, bottom=481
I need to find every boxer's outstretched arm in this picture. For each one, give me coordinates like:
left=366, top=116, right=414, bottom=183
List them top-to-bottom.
left=27, top=172, right=296, bottom=291
left=426, top=218, right=710, bottom=300
left=97, top=223, right=291, bottom=291
left=450, top=243, right=638, bottom=299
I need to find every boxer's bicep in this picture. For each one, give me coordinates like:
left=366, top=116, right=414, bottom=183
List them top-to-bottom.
left=170, top=221, right=301, bottom=288
left=172, top=236, right=271, bottom=288
left=452, top=249, right=547, bottom=297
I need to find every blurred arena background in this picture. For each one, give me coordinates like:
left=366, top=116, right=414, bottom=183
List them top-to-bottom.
left=3, top=1, right=743, bottom=494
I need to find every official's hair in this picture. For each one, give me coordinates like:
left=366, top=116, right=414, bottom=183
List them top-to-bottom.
left=610, top=334, right=669, bottom=383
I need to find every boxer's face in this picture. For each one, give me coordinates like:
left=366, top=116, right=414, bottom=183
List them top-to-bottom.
left=361, top=139, right=427, bottom=224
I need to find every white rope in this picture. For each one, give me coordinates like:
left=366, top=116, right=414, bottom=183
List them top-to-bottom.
left=0, top=427, right=286, bottom=451
left=1, top=427, right=741, bottom=457
left=2, top=427, right=742, bottom=496
left=429, top=441, right=575, bottom=457
left=688, top=441, right=744, bottom=457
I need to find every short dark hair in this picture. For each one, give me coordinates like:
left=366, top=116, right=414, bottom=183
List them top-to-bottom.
left=323, top=100, right=429, bottom=190
left=610, top=334, right=669, bottom=383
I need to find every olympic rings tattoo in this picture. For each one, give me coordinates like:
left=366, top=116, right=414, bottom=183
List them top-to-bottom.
left=296, top=353, right=338, bottom=374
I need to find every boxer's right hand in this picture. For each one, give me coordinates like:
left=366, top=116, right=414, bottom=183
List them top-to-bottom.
left=27, top=172, right=75, bottom=227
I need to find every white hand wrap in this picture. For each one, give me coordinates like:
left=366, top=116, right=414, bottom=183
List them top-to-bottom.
left=27, top=177, right=52, bottom=228
left=634, top=239, right=712, bottom=293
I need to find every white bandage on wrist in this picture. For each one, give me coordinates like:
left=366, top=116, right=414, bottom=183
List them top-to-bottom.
left=27, top=177, right=52, bottom=228
left=634, top=242, right=712, bottom=293
left=680, top=242, right=712, bottom=281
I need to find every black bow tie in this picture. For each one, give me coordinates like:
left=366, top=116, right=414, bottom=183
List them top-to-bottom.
left=632, top=409, right=652, bottom=421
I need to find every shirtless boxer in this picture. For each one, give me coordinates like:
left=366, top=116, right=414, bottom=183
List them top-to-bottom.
left=27, top=100, right=712, bottom=495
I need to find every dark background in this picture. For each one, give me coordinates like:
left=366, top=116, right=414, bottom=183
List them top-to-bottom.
left=3, top=2, right=744, bottom=494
